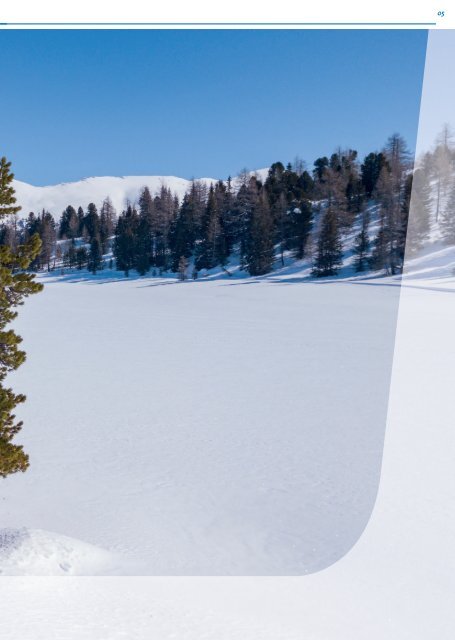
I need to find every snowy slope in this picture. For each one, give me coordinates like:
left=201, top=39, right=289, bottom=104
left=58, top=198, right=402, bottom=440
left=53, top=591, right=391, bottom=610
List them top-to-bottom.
left=13, top=169, right=270, bottom=216
left=12, top=176, right=215, bottom=216
left=0, top=528, right=130, bottom=575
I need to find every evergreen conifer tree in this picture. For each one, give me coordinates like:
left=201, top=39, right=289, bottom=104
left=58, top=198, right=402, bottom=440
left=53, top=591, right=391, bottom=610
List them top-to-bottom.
left=369, top=140, right=409, bottom=275
left=360, top=152, right=387, bottom=198
left=0, top=156, right=43, bottom=477
left=313, top=157, right=329, bottom=183
left=413, top=170, right=432, bottom=245
left=220, top=176, right=236, bottom=253
left=233, top=176, right=259, bottom=270
left=441, top=179, right=455, bottom=245
left=213, top=180, right=231, bottom=266
left=195, top=185, right=220, bottom=271
left=153, top=186, right=175, bottom=271
left=135, top=188, right=154, bottom=275
left=245, top=189, right=275, bottom=276
left=170, top=191, right=197, bottom=271
left=99, top=197, right=117, bottom=253
left=290, top=199, right=313, bottom=260
left=82, top=203, right=100, bottom=242
left=59, top=205, right=78, bottom=239
left=114, top=205, right=139, bottom=276
left=77, top=206, right=84, bottom=235
left=312, top=206, right=343, bottom=276
left=37, top=210, right=57, bottom=271
left=353, top=211, right=370, bottom=272
left=88, top=236, right=103, bottom=274
left=67, top=238, right=77, bottom=268
left=76, top=246, right=88, bottom=270
left=177, top=255, right=188, bottom=281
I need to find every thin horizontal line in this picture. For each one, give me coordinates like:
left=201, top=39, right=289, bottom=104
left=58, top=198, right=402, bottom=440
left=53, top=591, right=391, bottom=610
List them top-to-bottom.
left=0, top=22, right=437, bottom=26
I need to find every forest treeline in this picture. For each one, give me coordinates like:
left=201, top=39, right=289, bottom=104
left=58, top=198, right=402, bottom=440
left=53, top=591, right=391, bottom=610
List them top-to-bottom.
left=2, top=131, right=453, bottom=279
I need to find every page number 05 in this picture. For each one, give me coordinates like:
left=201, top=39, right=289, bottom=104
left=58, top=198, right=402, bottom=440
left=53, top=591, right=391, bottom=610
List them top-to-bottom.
left=437, top=10, right=445, bottom=16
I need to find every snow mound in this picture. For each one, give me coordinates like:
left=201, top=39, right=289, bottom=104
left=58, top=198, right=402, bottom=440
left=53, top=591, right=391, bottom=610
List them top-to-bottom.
left=0, top=528, right=126, bottom=576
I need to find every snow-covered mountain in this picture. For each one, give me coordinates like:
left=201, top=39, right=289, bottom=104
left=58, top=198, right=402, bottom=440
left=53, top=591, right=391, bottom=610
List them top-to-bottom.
left=13, top=170, right=270, bottom=216
left=12, top=176, right=214, bottom=216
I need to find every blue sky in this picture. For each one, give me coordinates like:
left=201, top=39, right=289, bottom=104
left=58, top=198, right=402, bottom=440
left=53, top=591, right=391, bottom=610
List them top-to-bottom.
left=2, top=29, right=427, bottom=185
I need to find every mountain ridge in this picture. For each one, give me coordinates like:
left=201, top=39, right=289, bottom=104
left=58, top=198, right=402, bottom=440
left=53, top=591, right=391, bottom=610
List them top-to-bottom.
left=12, top=170, right=270, bottom=216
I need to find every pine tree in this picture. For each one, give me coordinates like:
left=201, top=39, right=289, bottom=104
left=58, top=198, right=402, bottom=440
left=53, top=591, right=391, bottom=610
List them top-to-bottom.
left=432, top=124, right=454, bottom=222
left=369, top=138, right=409, bottom=276
left=361, top=152, right=387, bottom=198
left=319, top=155, right=353, bottom=230
left=0, top=156, right=43, bottom=477
left=313, top=156, right=329, bottom=183
left=265, top=162, right=286, bottom=205
left=264, top=163, right=290, bottom=265
left=370, top=168, right=393, bottom=273
left=404, top=169, right=431, bottom=254
left=233, top=175, right=259, bottom=270
left=220, top=176, right=236, bottom=253
left=441, top=179, right=455, bottom=245
left=213, top=181, right=230, bottom=266
left=195, top=185, right=219, bottom=271
left=153, top=186, right=175, bottom=271
left=135, top=188, right=154, bottom=275
left=245, top=189, right=275, bottom=276
left=170, top=190, right=196, bottom=271
left=275, top=192, right=288, bottom=266
left=99, top=197, right=117, bottom=253
left=289, top=199, right=313, bottom=260
left=82, top=203, right=100, bottom=242
left=59, top=205, right=78, bottom=239
left=114, top=205, right=139, bottom=276
left=77, top=206, right=84, bottom=235
left=312, top=206, right=343, bottom=276
left=37, top=210, right=57, bottom=271
left=353, top=210, right=370, bottom=272
left=0, top=215, right=19, bottom=251
left=135, top=218, right=152, bottom=276
left=88, top=236, right=103, bottom=274
left=65, top=238, right=77, bottom=268
left=76, top=246, right=88, bottom=270
left=177, top=255, right=188, bottom=281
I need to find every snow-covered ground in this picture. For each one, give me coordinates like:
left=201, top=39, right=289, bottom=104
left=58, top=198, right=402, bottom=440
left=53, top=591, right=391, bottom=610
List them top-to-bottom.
left=0, top=266, right=453, bottom=638
left=0, top=267, right=400, bottom=576
left=0, top=528, right=127, bottom=576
